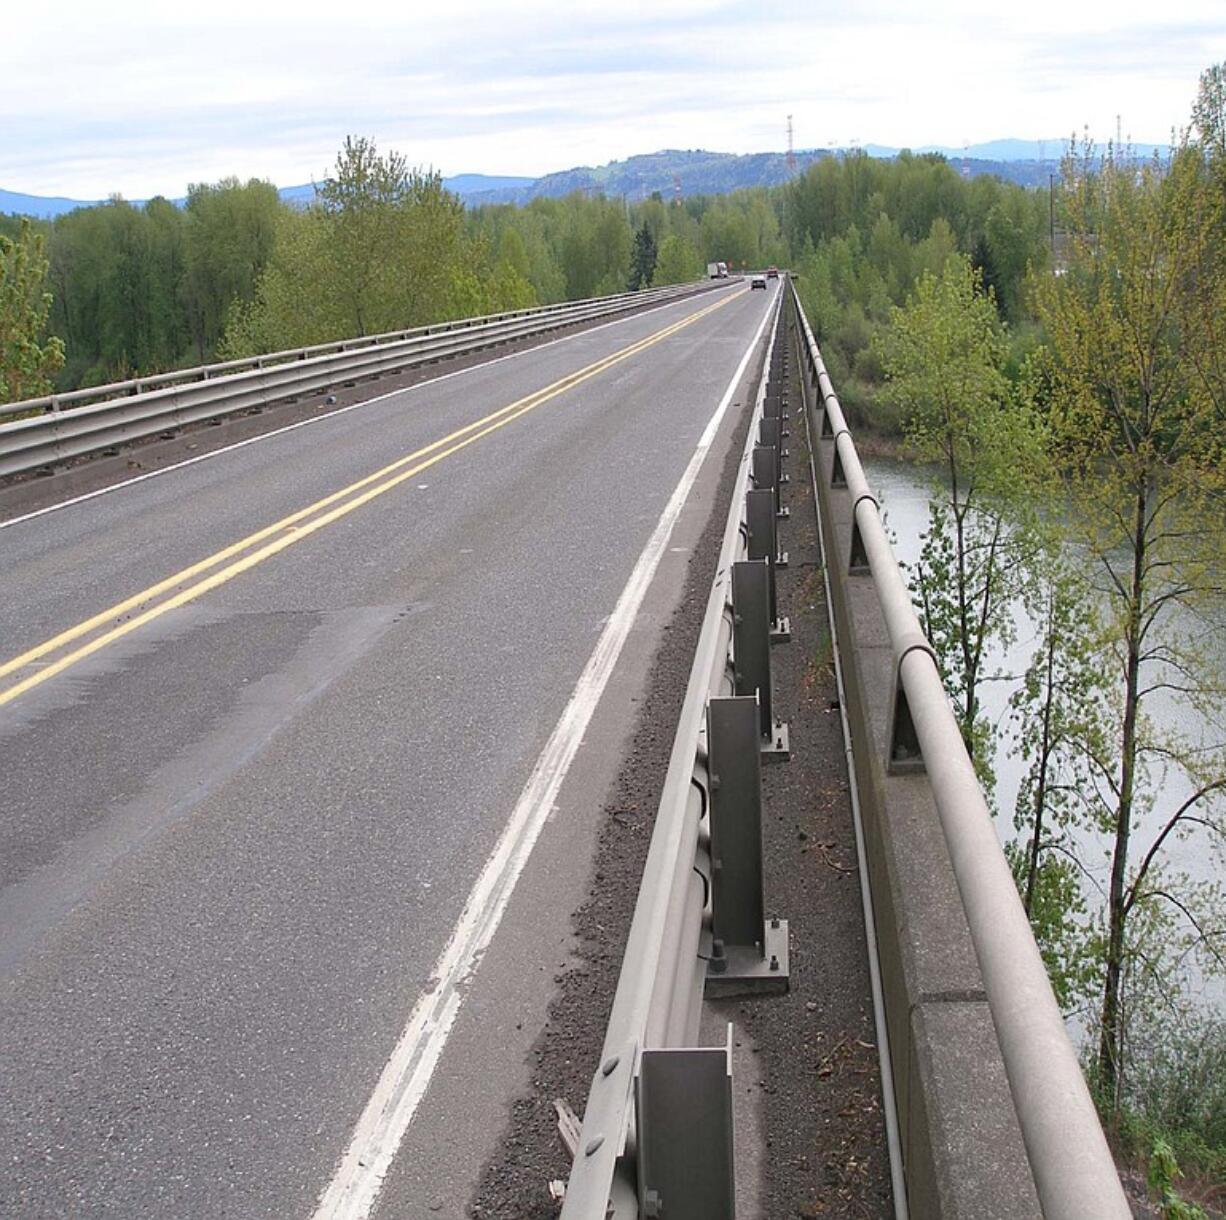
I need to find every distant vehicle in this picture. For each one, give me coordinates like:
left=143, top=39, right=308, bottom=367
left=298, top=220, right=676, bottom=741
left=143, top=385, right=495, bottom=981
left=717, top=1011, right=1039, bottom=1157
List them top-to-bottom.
left=719, top=261, right=728, bottom=277
left=707, top=262, right=721, bottom=279
left=767, top=266, right=779, bottom=279
left=750, top=275, right=767, bottom=290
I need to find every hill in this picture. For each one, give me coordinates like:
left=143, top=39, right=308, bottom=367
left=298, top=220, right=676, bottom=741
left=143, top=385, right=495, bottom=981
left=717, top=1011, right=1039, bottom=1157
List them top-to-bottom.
left=7, top=141, right=1155, bottom=220
left=0, top=173, right=538, bottom=219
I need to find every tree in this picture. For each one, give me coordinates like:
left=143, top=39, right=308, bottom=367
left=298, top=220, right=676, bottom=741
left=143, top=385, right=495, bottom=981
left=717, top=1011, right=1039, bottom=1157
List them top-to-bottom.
left=1192, top=62, right=1226, bottom=165
left=317, top=135, right=416, bottom=336
left=224, top=137, right=479, bottom=354
left=1032, top=138, right=1226, bottom=1103
left=182, top=178, right=280, bottom=361
left=1, top=218, right=65, bottom=401
left=627, top=222, right=657, bottom=291
left=653, top=233, right=702, bottom=285
left=875, top=255, right=1042, bottom=779
left=1006, top=553, right=1113, bottom=1013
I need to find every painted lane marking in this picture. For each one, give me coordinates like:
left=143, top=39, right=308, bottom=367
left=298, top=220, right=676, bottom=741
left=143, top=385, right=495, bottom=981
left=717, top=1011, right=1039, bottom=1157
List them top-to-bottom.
left=0, top=288, right=736, bottom=534
left=0, top=291, right=743, bottom=708
left=309, top=294, right=776, bottom=1220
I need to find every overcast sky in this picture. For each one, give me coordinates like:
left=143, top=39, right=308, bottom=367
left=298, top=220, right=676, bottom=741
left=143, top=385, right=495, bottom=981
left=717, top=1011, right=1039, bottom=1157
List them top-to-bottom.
left=4, top=0, right=1224, bottom=200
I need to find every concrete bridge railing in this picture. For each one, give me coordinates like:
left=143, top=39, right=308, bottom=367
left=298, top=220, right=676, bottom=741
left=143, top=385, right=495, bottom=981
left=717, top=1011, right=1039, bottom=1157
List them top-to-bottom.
left=790, top=279, right=1129, bottom=1219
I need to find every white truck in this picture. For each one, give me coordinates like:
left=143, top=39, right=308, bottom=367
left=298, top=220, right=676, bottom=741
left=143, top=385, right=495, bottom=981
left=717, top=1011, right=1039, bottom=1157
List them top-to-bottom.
left=707, top=261, right=729, bottom=279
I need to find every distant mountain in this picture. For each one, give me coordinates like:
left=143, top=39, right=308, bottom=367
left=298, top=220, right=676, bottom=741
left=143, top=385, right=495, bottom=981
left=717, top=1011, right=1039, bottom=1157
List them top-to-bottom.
left=863, top=137, right=1169, bottom=162
left=5, top=140, right=1166, bottom=221
left=463, top=148, right=834, bottom=206
left=0, top=173, right=540, bottom=219
left=278, top=173, right=536, bottom=209
left=443, top=173, right=535, bottom=196
left=0, top=188, right=103, bottom=218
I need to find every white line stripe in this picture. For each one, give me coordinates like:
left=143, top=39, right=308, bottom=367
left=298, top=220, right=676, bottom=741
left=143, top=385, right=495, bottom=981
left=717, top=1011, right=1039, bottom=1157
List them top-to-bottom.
left=0, top=290, right=734, bottom=533
left=310, top=297, right=774, bottom=1220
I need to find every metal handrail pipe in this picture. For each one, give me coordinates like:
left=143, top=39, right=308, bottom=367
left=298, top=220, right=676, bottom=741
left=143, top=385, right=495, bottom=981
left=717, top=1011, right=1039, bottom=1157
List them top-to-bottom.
left=0, top=281, right=707, bottom=419
left=789, top=281, right=1129, bottom=1218
left=559, top=289, right=783, bottom=1219
left=899, top=655, right=1128, bottom=1218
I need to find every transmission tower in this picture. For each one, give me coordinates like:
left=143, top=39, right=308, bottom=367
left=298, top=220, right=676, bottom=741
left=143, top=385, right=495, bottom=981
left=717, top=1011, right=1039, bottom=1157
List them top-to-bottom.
left=786, top=114, right=796, bottom=172
left=673, top=174, right=682, bottom=207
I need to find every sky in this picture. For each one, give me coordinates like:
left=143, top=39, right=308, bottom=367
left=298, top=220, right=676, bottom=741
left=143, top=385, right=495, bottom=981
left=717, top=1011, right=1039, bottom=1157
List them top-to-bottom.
left=4, top=0, right=1225, bottom=200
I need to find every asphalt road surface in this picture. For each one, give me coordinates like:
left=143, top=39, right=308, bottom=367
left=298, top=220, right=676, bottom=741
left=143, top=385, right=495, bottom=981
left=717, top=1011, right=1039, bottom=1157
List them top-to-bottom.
left=0, top=280, right=778, bottom=1219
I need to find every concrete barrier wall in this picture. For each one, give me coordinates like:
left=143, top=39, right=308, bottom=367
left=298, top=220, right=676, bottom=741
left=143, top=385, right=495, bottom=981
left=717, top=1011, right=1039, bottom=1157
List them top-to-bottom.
left=790, top=308, right=1042, bottom=1219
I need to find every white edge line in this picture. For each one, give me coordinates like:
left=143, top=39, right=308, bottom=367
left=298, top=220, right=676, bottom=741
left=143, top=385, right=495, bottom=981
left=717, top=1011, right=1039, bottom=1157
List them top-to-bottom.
left=0, top=289, right=737, bottom=533
left=310, top=294, right=774, bottom=1220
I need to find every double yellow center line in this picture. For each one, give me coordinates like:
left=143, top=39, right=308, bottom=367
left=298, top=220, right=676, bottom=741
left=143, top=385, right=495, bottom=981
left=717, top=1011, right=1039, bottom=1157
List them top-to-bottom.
left=0, top=289, right=743, bottom=709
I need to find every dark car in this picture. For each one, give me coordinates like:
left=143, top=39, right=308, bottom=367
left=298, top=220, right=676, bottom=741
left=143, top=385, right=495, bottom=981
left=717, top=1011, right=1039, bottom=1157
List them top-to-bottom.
left=767, top=266, right=779, bottom=279
left=751, top=275, right=767, bottom=290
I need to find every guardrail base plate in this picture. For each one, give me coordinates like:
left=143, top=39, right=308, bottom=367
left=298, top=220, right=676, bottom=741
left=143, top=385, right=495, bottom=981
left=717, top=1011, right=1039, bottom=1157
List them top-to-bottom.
left=770, top=616, right=792, bottom=645
left=761, top=720, right=790, bottom=762
left=705, top=919, right=790, bottom=996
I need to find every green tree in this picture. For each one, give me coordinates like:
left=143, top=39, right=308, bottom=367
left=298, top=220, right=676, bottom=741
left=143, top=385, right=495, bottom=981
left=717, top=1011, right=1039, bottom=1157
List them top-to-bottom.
left=1192, top=62, right=1226, bottom=165
left=317, top=135, right=417, bottom=336
left=225, top=137, right=478, bottom=354
left=1032, top=138, right=1226, bottom=1103
left=182, top=177, right=280, bottom=361
left=1, top=218, right=66, bottom=401
left=627, top=222, right=657, bottom=290
left=653, top=233, right=702, bottom=285
left=875, top=255, right=1042, bottom=779
left=1006, top=553, right=1113, bottom=1012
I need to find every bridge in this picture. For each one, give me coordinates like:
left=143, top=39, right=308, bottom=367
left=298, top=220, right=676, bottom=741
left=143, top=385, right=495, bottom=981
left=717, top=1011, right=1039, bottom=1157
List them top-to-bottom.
left=0, top=280, right=1129, bottom=1218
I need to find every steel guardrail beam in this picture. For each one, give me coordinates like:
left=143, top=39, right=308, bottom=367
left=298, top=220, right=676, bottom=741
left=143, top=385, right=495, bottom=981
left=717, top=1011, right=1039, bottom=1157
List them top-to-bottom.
left=788, top=280, right=1130, bottom=1219
left=0, top=282, right=721, bottom=477
left=0, top=282, right=710, bottom=420
left=559, top=289, right=785, bottom=1220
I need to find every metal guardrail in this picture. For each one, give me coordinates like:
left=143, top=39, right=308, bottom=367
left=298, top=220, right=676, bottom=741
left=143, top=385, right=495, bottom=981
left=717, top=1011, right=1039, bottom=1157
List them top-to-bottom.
left=789, top=280, right=1130, bottom=1219
left=0, top=281, right=721, bottom=478
left=559, top=289, right=791, bottom=1220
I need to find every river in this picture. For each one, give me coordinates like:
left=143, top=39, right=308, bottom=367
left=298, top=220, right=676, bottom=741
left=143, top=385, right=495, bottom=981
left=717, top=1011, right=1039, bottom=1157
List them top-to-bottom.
left=863, top=455, right=1226, bottom=1016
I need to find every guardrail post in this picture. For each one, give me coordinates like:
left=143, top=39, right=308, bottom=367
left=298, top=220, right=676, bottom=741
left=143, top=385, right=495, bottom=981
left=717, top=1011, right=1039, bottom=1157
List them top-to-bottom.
left=763, top=384, right=782, bottom=424
left=757, top=415, right=788, bottom=456
left=751, top=444, right=788, bottom=521
left=745, top=489, right=790, bottom=642
left=731, top=560, right=789, bottom=758
left=887, top=640, right=936, bottom=775
left=705, top=695, right=789, bottom=992
left=635, top=1029, right=736, bottom=1220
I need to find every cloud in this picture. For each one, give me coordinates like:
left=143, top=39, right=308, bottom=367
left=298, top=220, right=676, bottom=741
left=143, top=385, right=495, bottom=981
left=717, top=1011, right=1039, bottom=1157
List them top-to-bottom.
left=1, top=0, right=1222, bottom=198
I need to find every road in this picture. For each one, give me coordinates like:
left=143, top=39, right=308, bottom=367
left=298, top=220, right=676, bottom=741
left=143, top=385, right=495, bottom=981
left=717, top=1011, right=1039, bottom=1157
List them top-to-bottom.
left=0, top=280, right=779, bottom=1218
